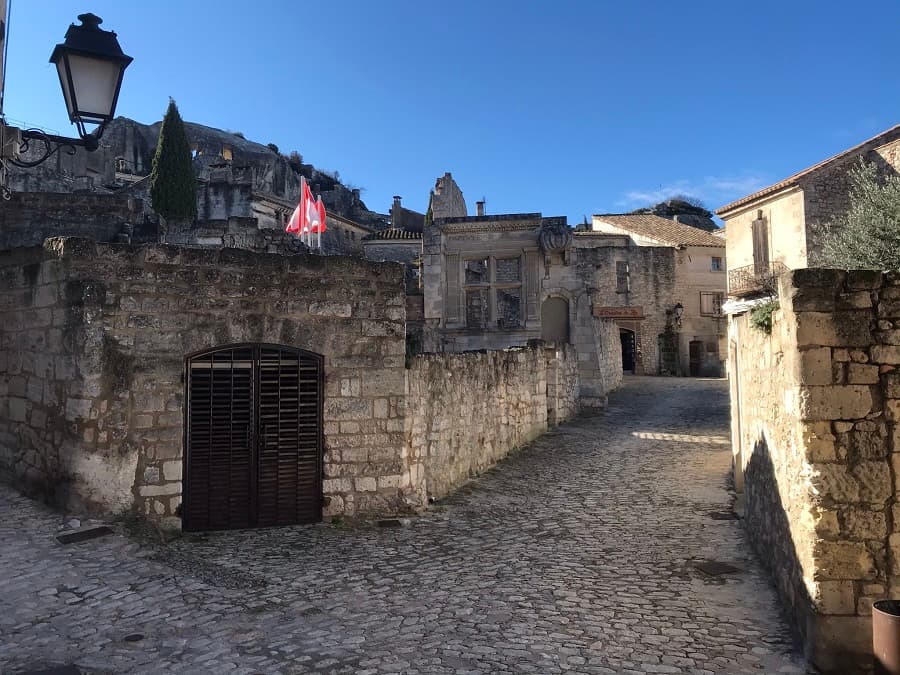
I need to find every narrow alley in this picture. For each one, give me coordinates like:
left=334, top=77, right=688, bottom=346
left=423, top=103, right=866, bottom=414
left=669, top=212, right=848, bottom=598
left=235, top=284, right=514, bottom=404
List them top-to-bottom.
left=0, top=377, right=809, bottom=674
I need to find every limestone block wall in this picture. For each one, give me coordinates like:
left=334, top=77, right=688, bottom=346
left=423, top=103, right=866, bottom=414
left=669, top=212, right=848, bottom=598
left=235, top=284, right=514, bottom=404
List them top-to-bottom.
left=0, top=193, right=150, bottom=251
left=0, top=237, right=419, bottom=524
left=730, top=268, right=900, bottom=673
left=593, top=317, right=624, bottom=397
left=407, top=346, right=577, bottom=501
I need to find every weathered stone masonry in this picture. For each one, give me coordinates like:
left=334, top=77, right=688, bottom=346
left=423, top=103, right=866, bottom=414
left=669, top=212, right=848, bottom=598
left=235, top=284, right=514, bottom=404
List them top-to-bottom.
left=0, top=238, right=416, bottom=524
left=0, top=238, right=612, bottom=527
left=730, top=268, right=900, bottom=673
left=407, top=345, right=581, bottom=501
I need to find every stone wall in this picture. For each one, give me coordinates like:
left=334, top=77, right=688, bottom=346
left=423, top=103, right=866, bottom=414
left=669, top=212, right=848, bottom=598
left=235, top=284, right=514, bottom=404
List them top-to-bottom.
left=0, top=192, right=152, bottom=251
left=160, top=216, right=311, bottom=256
left=0, top=237, right=418, bottom=525
left=578, top=240, right=677, bottom=375
left=362, top=241, right=423, bottom=265
left=730, top=268, right=900, bottom=673
left=406, top=345, right=579, bottom=501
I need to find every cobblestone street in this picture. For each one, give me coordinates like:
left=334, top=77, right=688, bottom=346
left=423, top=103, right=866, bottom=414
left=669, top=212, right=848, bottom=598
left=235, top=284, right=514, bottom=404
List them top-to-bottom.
left=0, top=377, right=810, bottom=674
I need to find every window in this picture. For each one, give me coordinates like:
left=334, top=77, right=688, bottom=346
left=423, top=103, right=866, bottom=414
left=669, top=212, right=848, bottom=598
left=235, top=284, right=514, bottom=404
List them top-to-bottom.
left=222, top=145, right=233, bottom=161
left=463, top=256, right=523, bottom=329
left=711, top=256, right=723, bottom=272
left=465, top=258, right=489, bottom=285
left=616, top=261, right=630, bottom=293
left=700, top=291, right=724, bottom=316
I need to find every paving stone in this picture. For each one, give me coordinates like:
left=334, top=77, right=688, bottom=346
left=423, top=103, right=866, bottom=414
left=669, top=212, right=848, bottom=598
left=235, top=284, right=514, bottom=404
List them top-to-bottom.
left=0, top=377, right=811, bottom=674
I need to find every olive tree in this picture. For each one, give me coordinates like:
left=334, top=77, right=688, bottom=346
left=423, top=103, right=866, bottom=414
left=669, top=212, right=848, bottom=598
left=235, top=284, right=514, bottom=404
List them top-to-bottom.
left=816, top=160, right=900, bottom=270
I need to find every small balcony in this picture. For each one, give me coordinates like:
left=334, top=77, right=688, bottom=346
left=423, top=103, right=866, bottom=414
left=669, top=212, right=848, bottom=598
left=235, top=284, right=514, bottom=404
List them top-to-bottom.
left=727, top=261, right=789, bottom=298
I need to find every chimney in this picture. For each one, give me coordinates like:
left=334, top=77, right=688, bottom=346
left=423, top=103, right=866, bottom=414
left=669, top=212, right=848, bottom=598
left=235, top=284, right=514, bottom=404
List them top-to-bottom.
left=352, top=188, right=360, bottom=200
left=393, top=195, right=402, bottom=209
left=476, top=199, right=485, bottom=217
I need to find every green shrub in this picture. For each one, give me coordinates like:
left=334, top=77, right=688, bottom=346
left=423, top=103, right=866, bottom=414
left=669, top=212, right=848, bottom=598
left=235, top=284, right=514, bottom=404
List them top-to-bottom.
left=750, top=300, right=779, bottom=334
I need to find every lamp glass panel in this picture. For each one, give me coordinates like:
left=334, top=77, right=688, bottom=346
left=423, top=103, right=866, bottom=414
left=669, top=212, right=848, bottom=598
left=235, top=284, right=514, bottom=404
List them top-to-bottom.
left=67, top=53, right=121, bottom=120
left=55, top=58, right=75, bottom=118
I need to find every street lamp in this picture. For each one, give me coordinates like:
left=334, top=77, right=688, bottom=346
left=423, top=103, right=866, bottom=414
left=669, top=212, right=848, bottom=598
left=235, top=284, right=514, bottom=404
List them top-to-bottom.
left=1, top=12, right=131, bottom=174
left=50, top=13, right=132, bottom=145
left=673, top=302, right=684, bottom=329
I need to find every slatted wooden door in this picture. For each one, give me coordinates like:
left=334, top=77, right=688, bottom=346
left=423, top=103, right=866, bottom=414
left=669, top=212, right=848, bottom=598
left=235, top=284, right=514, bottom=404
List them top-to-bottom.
left=184, top=344, right=323, bottom=531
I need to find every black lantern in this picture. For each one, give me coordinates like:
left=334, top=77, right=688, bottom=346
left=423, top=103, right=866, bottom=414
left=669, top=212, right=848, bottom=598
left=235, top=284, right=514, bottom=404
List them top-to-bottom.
left=49, top=13, right=132, bottom=144
left=673, top=302, right=684, bottom=320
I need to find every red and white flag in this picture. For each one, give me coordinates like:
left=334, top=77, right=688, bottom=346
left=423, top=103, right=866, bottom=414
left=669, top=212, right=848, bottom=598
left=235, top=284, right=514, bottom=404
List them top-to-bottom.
left=285, top=177, right=327, bottom=243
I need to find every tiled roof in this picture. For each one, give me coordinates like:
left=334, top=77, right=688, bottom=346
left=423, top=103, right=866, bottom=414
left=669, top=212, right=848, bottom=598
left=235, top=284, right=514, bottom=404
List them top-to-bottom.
left=716, top=123, right=900, bottom=216
left=592, top=214, right=725, bottom=248
left=363, top=229, right=422, bottom=241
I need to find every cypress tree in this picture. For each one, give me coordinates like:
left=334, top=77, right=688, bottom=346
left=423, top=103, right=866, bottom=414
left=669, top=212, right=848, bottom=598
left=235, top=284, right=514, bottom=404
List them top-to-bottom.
left=150, top=99, right=197, bottom=219
left=423, top=190, right=434, bottom=228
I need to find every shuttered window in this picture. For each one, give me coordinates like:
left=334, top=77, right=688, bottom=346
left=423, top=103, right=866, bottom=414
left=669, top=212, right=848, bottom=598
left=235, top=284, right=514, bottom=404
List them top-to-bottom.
left=752, top=215, right=769, bottom=273
left=700, top=292, right=724, bottom=316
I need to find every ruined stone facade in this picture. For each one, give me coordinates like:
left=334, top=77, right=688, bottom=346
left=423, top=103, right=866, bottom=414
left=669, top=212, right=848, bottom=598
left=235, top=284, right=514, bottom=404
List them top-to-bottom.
left=8, top=116, right=383, bottom=258
left=431, top=172, right=467, bottom=220
left=421, top=213, right=623, bottom=405
left=729, top=268, right=900, bottom=672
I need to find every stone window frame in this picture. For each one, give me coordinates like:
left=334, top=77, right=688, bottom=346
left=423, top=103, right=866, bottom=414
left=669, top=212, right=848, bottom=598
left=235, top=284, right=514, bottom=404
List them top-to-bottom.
left=461, top=254, right=525, bottom=330
left=710, top=256, right=724, bottom=272
left=700, top=291, right=724, bottom=316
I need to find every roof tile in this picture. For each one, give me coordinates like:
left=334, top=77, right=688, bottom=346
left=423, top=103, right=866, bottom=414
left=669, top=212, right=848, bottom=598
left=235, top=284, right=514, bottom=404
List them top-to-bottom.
left=592, top=214, right=724, bottom=248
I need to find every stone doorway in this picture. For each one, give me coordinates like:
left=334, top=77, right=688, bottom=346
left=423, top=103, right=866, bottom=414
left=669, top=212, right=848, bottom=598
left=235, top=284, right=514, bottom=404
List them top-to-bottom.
left=620, top=328, right=636, bottom=373
left=658, top=331, right=678, bottom=375
left=689, top=340, right=703, bottom=376
left=183, top=343, right=323, bottom=531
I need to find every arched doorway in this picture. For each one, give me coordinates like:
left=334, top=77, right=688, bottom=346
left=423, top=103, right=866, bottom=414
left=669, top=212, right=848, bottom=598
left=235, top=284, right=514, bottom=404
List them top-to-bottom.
left=541, top=297, right=570, bottom=344
left=620, top=328, right=636, bottom=373
left=183, top=343, right=323, bottom=531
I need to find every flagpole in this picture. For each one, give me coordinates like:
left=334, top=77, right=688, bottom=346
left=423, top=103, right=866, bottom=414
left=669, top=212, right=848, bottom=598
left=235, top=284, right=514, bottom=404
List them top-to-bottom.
left=300, top=174, right=307, bottom=248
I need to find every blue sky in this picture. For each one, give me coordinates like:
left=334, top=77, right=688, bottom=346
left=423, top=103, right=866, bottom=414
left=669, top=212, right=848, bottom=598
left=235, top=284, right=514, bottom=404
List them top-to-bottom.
left=4, top=1, right=899, bottom=222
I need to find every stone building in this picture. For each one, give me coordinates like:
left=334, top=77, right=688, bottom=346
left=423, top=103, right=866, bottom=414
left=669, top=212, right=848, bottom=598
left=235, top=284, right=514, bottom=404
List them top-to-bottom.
left=9, top=115, right=383, bottom=257
left=717, top=123, right=900, bottom=294
left=419, top=210, right=624, bottom=405
left=590, top=214, right=727, bottom=376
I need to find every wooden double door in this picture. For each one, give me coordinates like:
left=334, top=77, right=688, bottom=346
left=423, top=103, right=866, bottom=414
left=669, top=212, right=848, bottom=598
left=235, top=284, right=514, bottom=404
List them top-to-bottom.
left=183, top=344, right=323, bottom=531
